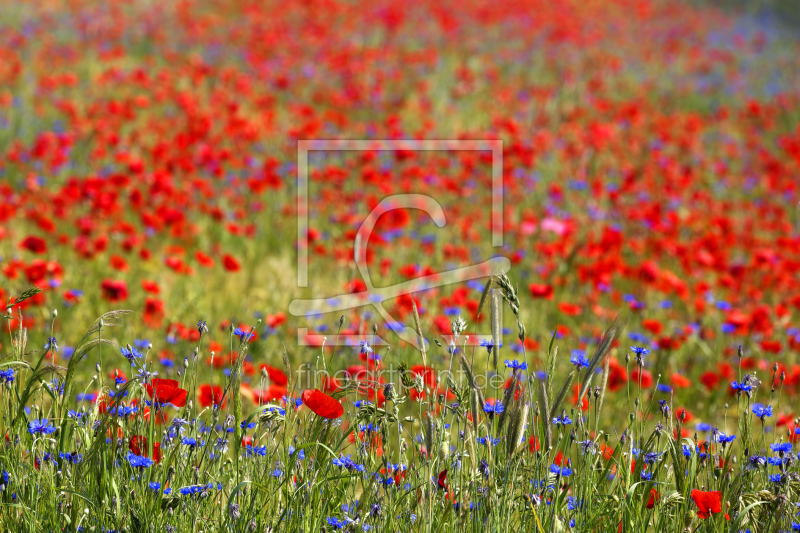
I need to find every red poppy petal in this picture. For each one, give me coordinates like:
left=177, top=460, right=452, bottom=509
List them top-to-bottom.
left=301, top=389, right=343, bottom=419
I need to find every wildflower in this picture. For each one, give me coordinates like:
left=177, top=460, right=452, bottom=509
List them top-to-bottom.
left=196, top=320, right=208, bottom=334
left=233, top=327, right=254, bottom=343
left=44, top=336, right=59, bottom=352
left=480, top=338, right=502, bottom=354
left=359, top=339, right=373, bottom=356
left=630, top=346, right=649, bottom=365
left=569, top=350, right=590, bottom=369
left=505, top=359, right=527, bottom=371
left=135, top=363, right=158, bottom=381
left=0, top=369, right=14, bottom=384
left=146, top=378, right=188, bottom=408
left=730, top=380, right=752, bottom=393
left=301, top=389, right=344, bottom=419
left=482, top=401, right=504, bottom=416
left=752, top=404, right=773, bottom=420
left=552, top=413, right=572, bottom=426
left=28, top=419, right=57, bottom=435
left=716, top=433, right=736, bottom=444
left=182, top=437, right=199, bottom=449
left=577, top=439, right=595, bottom=455
left=771, top=442, right=792, bottom=454
left=58, top=451, right=82, bottom=464
left=127, top=453, right=154, bottom=469
left=332, top=455, right=365, bottom=472
left=549, top=464, right=571, bottom=477
left=149, top=482, right=161, bottom=491
left=690, top=490, right=728, bottom=520
left=326, top=517, right=346, bottom=530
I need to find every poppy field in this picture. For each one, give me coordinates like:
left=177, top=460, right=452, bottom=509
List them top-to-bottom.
left=2, top=0, right=800, bottom=531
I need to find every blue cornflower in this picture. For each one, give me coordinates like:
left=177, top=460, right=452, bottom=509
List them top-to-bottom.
left=196, top=320, right=208, bottom=334
left=233, top=327, right=254, bottom=343
left=44, top=337, right=59, bottom=352
left=133, top=339, right=150, bottom=349
left=359, top=339, right=373, bottom=356
left=480, top=339, right=502, bottom=354
left=121, top=346, right=143, bottom=363
left=630, top=346, right=649, bottom=362
left=569, top=350, right=590, bottom=369
left=505, top=359, right=527, bottom=371
left=135, top=363, right=158, bottom=381
left=0, top=368, right=14, bottom=384
left=730, top=380, right=752, bottom=393
left=283, top=395, right=303, bottom=409
left=353, top=400, right=372, bottom=409
left=483, top=401, right=504, bottom=416
left=752, top=404, right=773, bottom=419
left=264, top=405, right=286, bottom=416
left=552, top=413, right=572, bottom=426
left=28, top=419, right=57, bottom=435
left=240, top=420, right=257, bottom=430
left=696, top=423, right=711, bottom=432
left=717, top=433, right=736, bottom=444
left=477, top=436, right=501, bottom=446
left=182, top=437, right=199, bottom=449
left=771, top=442, right=793, bottom=454
left=245, top=445, right=268, bottom=457
left=289, top=445, right=305, bottom=460
left=58, top=452, right=82, bottom=464
left=127, top=453, right=154, bottom=469
left=332, top=455, right=365, bottom=472
left=747, top=455, right=767, bottom=469
left=549, top=464, right=571, bottom=477
left=640, top=471, right=652, bottom=481
left=769, top=474, right=784, bottom=484
left=149, top=482, right=161, bottom=491
left=179, top=485, right=203, bottom=496
left=326, top=517, right=346, bottom=530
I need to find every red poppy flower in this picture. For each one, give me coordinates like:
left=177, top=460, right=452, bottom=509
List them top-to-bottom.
left=20, top=236, right=47, bottom=254
left=222, top=254, right=240, bottom=272
left=101, top=279, right=128, bottom=302
left=141, top=280, right=160, bottom=294
left=528, top=282, right=554, bottom=300
left=143, top=297, right=164, bottom=328
left=558, top=302, right=582, bottom=316
left=259, top=364, right=288, bottom=386
left=670, top=374, right=691, bottom=388
left=146, top=378, right=188, bottom=407
left=198, top=384, right=225, bottom=408
left=301, top=389, right=343, bottom=419
left=129, top=435, right=162, bottom=464
left=437, top=469, right=449, bottom=491
left=646, top=488, right=659, bottom=509
left=691, top=490, right=728, bottom=520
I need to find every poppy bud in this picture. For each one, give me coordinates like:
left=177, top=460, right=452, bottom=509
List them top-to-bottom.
left=52, top=309, right=57, bottom=318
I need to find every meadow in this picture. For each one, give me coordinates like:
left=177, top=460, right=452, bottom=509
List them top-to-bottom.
left=1, top=0, right=800, bottom=531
